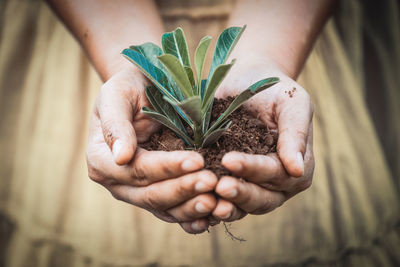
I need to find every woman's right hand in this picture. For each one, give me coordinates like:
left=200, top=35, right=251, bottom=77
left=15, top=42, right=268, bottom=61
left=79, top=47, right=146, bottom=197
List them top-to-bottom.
left=86, top=66, right=218, bottom=234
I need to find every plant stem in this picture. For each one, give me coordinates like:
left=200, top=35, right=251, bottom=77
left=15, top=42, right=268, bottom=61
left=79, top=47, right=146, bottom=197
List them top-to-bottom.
left=193, top=124, right=203, bottom=148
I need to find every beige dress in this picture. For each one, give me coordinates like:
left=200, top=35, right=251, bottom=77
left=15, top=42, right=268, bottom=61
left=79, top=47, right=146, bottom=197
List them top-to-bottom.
left=0, top=0, right=399, bottom=266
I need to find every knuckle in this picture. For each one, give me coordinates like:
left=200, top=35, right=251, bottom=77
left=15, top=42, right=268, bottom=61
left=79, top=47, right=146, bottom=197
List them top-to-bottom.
left=101, top=119, right=116, bottom=146
left=273, top=157, right=288, bottom=179
left=160, top=160, right=178, bottom=177
left=131, top=164, right=148, bottom=186
left=176, top=180, right=191, bottom=199
left=144, top=189, right=162, bottom=211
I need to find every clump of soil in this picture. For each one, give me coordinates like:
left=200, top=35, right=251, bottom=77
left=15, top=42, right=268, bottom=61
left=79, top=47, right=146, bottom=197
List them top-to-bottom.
left=141, top=97, right=278, bottom=176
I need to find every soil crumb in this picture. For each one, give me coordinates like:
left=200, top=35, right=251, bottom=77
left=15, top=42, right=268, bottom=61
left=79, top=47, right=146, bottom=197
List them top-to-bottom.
left=141, top=97, right=278, bottom=177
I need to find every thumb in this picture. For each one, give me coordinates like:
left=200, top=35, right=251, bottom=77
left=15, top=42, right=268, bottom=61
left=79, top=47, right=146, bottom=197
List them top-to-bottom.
left=97, top=82, right=138, bottom=165
left=276, top=91, right=313, bottom=177
left=102, top=119, right=137, bottom=166
left=277, top=127, right=307, bottom=177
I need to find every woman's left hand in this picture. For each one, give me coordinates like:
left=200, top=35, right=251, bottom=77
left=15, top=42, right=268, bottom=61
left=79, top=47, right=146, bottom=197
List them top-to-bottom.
left=211, top=60, right=315, bottom=221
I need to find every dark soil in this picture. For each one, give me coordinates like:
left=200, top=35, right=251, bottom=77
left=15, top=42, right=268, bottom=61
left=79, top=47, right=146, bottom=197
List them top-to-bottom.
left=141, top=97, right=278, bottom=177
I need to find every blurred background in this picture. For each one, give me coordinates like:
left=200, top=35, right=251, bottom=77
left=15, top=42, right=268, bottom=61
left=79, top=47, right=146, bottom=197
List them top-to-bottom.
left=0, top=0, right=399, bottom=266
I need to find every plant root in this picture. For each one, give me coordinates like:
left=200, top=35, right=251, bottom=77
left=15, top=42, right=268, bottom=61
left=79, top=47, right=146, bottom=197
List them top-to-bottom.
left=223, top=222, right=246, bottom=242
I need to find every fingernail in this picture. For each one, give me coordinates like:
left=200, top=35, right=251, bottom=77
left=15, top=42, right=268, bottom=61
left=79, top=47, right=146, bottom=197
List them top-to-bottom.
left=112, top=140, right=122, bottom=160
left=297, top=152, right=304, bottom=175
left=223, top=153, right=243, bottom=172
left=181, top=159, right=199, bottom=172
left=195, top=181, right=208, bottom=192
left=226, top=188, right=238, bottom=198
left=195, top=202, right=208, bottom=213
left=222, top=211, right=231, bottom=220
left=191, top=221, right=204, bottom=232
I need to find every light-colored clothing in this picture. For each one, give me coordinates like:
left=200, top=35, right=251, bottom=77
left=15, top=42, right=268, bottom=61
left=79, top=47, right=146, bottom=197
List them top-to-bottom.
left=0, top=0, right=399, bottom=266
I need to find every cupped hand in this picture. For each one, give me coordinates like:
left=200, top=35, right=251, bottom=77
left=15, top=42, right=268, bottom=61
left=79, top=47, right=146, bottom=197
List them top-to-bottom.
left=212, top=59, right=315, bottom=222
left=86, top=67, right=218, bottom=233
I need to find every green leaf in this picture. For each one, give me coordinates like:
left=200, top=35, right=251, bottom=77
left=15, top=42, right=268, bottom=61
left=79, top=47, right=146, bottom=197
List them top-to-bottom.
left=208, top=25, right=246, bottom=78
left=162, top=27, right=191, bottom=67
left=194, top=36, right=211, bottom=93
left=130, top=42, right=163, bottom=68
left=131, top=44, right=184, bottom=101
left=122, top=49, right=178, bottom=101
left=158, top=54, right=194, bottom=98
left=202, top=59, right=236, bottom=111
left=184, top=66, right=195, bottom=91
left=205, top=77, right=279, bottom=135
left=200, top=79, right=208, bottom=98
left=145, top=86, right=187, bottom=134
left=163, top=95, right=202, bottom=127
left=201, top=100, right=213, bottom=133
left=142, top=107, right=194, bottom=146
left=202, top=120, right=232, bottom=147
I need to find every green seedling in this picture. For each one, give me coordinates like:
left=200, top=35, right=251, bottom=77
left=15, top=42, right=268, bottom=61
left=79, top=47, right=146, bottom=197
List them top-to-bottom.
left=122, top=25, right=279, bottom=148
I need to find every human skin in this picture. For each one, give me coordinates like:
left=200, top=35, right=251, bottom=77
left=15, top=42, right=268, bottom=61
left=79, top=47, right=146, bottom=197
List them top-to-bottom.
left=46, top=0, right=335, bottom=232
left=46, top=0, right=218, bottom=234
left=211, top=0, right=336, bottom=221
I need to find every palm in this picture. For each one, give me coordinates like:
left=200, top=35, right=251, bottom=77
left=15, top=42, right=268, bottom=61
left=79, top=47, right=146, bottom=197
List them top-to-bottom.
left=216, top=62, right=293, bottom=130
left=210, top=63, right=315, bottom=221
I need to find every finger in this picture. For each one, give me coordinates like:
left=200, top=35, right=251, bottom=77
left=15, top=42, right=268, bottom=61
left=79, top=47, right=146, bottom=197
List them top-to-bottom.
left=97, top=79, right=137, bottom=165
left=275, top=87, right=313, bottom=177
left=221, top=124, right=314, bottom=193
left=285, top=125, right=315, bottom=198
left=88, top=140, right=204, bottom=186
left=128, top=149, right=204, bottom=185
left=222, top=151, right=290, bottom=186
left=107, top=170, right=218, bottom=211
left=215, top=176, right=286, bottom=214
left=167, top=193, right=217, bottom=222
left=212, top=198, right=247, bottom=222
left=153, top=209, right=210, bottom=234
left=152, top=211, right=177, bottom=223
left=179, top=218, right=210, bottom=234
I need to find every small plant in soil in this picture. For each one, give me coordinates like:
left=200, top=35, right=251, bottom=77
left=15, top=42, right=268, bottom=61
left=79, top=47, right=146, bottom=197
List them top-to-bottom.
left=122, top=25, right=279, bottom=150
left=122, top=26, right=280, bottom=240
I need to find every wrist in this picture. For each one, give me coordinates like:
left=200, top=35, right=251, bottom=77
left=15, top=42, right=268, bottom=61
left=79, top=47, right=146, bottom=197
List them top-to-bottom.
left=83, top=36, right=134, bottom=81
